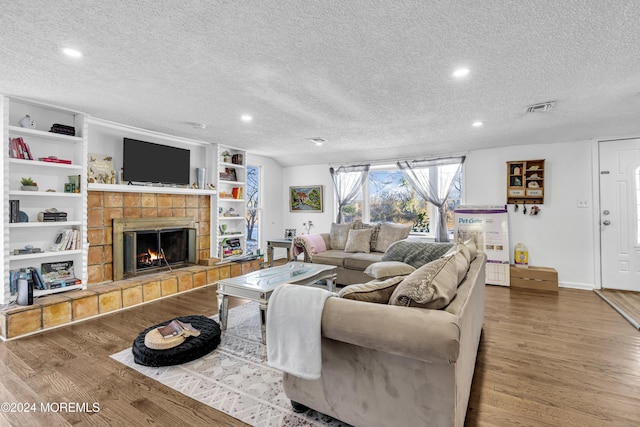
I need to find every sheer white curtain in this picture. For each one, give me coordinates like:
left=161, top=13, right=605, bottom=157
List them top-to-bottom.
left=397, top=156, right=465, bottom=242
left=329, top=164, right=370, bottom=223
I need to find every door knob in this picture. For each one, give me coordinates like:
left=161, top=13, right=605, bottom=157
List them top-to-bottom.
left=602, top=220, right=611, bottom=226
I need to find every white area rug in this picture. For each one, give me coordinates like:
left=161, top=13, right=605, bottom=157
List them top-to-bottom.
left=111, top=302, right=349, bottom=427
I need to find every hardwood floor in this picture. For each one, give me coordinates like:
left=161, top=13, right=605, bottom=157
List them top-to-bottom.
left=0, top=284, right=638, bottom=426
left=596, top=289, right=640, bottom=329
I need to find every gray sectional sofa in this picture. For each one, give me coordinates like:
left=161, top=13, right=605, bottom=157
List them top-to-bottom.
left=292, top=221, right=449, bottom=285
left=282, top=242, right=486, bottom=427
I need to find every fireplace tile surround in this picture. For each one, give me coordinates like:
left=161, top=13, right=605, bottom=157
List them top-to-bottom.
left=87, top=191, right=211, bottom=284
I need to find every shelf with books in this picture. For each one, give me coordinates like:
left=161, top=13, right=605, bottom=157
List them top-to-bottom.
left=2, top=95, right=88, bottom=304
left=8, top=125, right=83, bottom=143
left=216, top=145, right=247, bottom=259
left=9, top=158, right=83, bottom=171
left=9, top=191, right=83, bottom=197
left=9, top=221, right=82, bottom=228
left=9, top=250, right=83, bottom=261
left=34, top=283, right=84, bottom=298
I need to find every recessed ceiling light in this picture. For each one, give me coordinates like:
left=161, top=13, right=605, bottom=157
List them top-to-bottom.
left=62, top=47, right=83, bottom=58
left=452, top=68, right=470, bottom=78
left=241, top=115, right=253, bottom=122
left=472, top=121, right=483, bottom=127
left=309, top=137, right=326, bottom=146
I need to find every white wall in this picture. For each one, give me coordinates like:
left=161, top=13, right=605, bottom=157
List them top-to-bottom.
left=276, top=140, right=599, bottom=288
left=465, top=140, right=596, bottom=289
left=282, top=163, right=336, bottom=238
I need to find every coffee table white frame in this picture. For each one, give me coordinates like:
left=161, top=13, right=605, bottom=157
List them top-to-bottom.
left=216, top=262, right=337, bottom=344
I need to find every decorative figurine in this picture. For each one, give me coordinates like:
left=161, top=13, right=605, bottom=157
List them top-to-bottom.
left=18, top=115, right=37, bottom=129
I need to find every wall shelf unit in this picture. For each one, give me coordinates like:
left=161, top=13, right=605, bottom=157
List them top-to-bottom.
left=2, top=95, right=88, bottom=304
left=216, top=145, right=247, bottom=259
left=506, top=159, right=545, bottom=205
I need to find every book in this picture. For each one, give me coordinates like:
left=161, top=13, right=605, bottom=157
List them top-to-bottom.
left=39, top=156, right=72, bottom=164
left=232, top=187, right=243, bottom=199
left=51, top=229, right=74, bottom=251
left=41, top=261, right=79, bottom=288
left=29, top=267, right=47, bottom=290
left=156, top=319, right=201, bottom=339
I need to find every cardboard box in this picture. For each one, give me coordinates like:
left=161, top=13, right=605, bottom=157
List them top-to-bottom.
left=510, top=265, right=558, bottom=292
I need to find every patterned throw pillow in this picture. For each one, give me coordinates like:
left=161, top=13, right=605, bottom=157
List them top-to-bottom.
left=353, top=220, right=382, bottom=252
left=374, top=222, right=412, bottom=252
left=329, top=223, right=353, bottom=250
left=344, top=228, right=373, bottom=253
left=388, top=255, right=459, bottom=309
left=338, top=276, right=405, bottom=304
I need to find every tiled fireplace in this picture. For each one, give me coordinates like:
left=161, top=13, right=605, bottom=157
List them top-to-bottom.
left=87, top=191, right=211, bottom=284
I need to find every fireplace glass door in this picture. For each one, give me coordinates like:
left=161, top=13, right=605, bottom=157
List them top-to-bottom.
left=123, top=228, right=196, bottom=277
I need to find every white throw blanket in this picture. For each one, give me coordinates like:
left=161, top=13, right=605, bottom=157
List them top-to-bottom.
left=266, top=283, right=335, bottom=380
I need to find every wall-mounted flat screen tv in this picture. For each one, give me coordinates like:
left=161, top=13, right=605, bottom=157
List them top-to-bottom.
left=123, top=138, right=190, bottom=185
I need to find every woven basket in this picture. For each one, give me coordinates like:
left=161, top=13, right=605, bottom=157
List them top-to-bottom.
left=144, top=328, right=185, bottom=350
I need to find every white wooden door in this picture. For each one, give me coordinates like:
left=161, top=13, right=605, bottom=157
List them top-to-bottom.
left=599, top=138, right=640, bottom=291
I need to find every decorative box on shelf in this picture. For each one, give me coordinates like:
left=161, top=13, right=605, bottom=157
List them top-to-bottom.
left=509, top=265, right=558, bottom=292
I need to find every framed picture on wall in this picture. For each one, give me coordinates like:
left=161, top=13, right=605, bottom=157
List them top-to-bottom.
left=289, top=185, right=323, bottom=212
left=284, top=229, right=296, bottom=240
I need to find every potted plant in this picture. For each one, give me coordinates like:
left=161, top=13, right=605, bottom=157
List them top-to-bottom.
left=20, top=177, right=38, bottom=191
left=413, top=212, right=428, bottom=232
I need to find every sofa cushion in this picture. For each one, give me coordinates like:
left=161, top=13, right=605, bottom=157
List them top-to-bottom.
left=353, top=220, right=382, bottom=252
left=329, top=223, right=353, bottom=250
left=373, top=223, right=412, bottom=252
left=344, top=228, right=373, bottom=253
left=463, top=239, right=478, bottom=261
left=383, top=240, right=453, bottom=269
left=443, top=242, right=471, bottom=263
left=442, top=249, right=471, bottom=284
left=311, top=250, right=349, bottom=268
left=343, top=252, right=385, bottom=270
left=389, top=255, right=459, bottom=309
left=364, top=261, right=416, bottom=279
left=338, top=276, right=404, bottom=303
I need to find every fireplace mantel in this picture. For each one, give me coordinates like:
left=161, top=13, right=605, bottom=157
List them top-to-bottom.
left=88, top=183, right=216, bottom=196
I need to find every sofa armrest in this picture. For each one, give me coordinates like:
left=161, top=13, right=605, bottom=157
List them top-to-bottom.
left=293, top=233, right=331, bottom=262
left=321, top=297, right=460, bottom=364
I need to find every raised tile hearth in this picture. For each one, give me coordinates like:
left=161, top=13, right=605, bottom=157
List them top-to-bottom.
left=0, top=259, right=262, bottom=340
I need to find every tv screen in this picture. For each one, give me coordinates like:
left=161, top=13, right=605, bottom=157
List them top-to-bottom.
left=123, top=138, right=190, bottom=185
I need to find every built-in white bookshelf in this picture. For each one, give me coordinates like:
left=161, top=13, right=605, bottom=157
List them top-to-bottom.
left=1, top=95, right=88, bottom=303
left=217, top=145, right=247, bottom=259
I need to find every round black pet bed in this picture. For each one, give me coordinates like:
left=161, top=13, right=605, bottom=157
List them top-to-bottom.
left=132, top=315, right=221, bottom=367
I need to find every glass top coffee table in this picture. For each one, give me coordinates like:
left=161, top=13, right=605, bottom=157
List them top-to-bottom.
left=216, top=262, right=337, bottom=344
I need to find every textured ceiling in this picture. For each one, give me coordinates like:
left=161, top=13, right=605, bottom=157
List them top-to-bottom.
left=2, top=0, right=640, bottom=167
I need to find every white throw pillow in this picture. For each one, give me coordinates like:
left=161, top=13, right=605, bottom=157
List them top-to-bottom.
left=344, top=228, right=373, bottom=253
left=364, top=261, right=416, bottom=279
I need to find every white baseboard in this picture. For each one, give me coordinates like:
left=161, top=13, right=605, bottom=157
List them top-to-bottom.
left=559, top=281, right=594, bottom=290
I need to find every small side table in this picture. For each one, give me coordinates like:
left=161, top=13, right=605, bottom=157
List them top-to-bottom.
left=266, top=238, right=293, bottom=267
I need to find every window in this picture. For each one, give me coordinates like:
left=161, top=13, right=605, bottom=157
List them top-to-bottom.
left=340, top=164, right=463, bottom=236
left=246, top=165, right=260, bottom=253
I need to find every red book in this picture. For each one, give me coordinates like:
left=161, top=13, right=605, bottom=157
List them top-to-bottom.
left=39, top=157, right=72, bottom=164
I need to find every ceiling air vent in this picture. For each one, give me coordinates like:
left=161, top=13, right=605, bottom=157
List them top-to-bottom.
left=524, top=101, right=556, bottom=113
